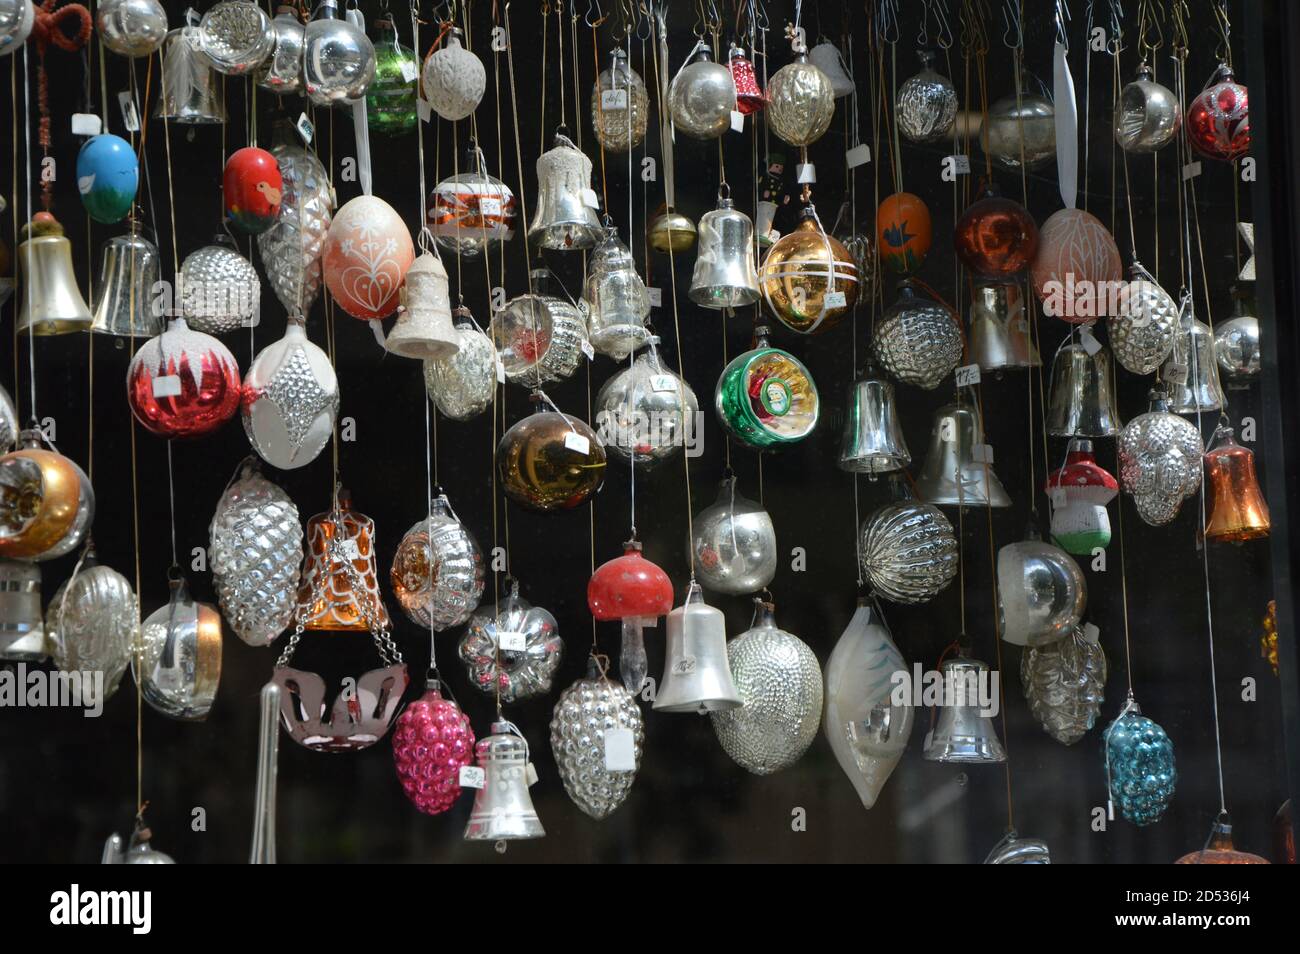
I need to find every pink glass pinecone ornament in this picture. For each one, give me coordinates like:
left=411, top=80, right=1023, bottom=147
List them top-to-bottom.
left=392, top=686, right=475, bottom=815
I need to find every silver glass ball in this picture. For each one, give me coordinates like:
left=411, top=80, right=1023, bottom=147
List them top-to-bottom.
left=0, top=0, right=33, bottom=58
left=96, top=0, right=168, bottom=59
left=198, top=0, right=275, bottom=76
left=256, top=7, right=306, bottom=95
left=303, top=8, right=376, bottom=105
left=421, top=29, right=485, bottom=120
left=669, top=52, right=735, bottom=140
left=896, top=53, right=957, bottom=143
left=766, top=55, right=835, bottom=147
left=1114, top=66, right=1181, bottom=153
left=982, top=89, right=1055, bottom=170
left=179, top=243, right=260, bottom=334
left=1215, top=313, right=1261, bottom=385
left=424, top=316, right=496, bottom=421
left=594, top=350, right=698, bottom=469
left=690, top=477, right=777, bottom=595
left=859, top=502, right=958, bottom=604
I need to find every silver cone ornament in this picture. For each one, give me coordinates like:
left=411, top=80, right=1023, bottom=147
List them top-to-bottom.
left=258, top=133, right=335, bottom=318
left=1110, top=265, right=1178, bottom=375
left=1118, top=390, right=1205, bottom=526
left=1021, top=624, right=1107, bottom=745
left=550, top=657, right=643, bottom=819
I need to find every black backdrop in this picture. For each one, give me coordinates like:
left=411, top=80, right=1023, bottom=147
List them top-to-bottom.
left=0, top=0, right=1291, bottom=864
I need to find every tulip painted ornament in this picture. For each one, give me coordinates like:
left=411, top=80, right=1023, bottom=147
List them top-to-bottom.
left=76, top=134, right=139, bottom=224
left=223, top=146, right=283, bottom=234
left=876, top=192, right=932, bottom=275
left=323, top=195, right=414, bottom=320
left=1031, top=209, right=1123, bottom=322
left=126, top=318, right=242, bottom=439
left=588, top=539, right=673, bottom=695
left=392, top=682, right=475, bottom=815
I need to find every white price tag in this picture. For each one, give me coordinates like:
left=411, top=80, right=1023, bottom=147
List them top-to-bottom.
left=399, top=60, right=418, bottom=83
left=600, top=88, right=629, bottom=110
left=117, top=92, right=140, bottom=133
left=417, top=96, right=432, bottom=122
left=730, top=110, right=745, bottom=132
left=295, top=112, right=315, bottom=145
left=71, top=113, right=101, bottom=136
left=846, top=143, right=871, bottom=168
left=946, top=154, right=972, bottom=174
left=1182, top=161, right=1203, bottom=181
left=796, top=162, right=816, bottom=183
left=581, top=188, right=601, bottom=209
left=478, top=196, right=502, bottom=218
left=765, top=228, right=781, bottom=245
left=647, top=287, right=662, bottom=308
left=824, top=290, right=847, bottom=308
left=1079, top=326, right=1103, bottom=355
left=580, top=338, right=595, bottom=360
left=495, top=357, right=507, bottom=383
left=1164, top=362, right=1189, bottom=385
left=955, top=363, right=982, bottom=387
left=650, top=374, right=677, bottom=393
left=151, top=375, right=181, bottom=398
left=564, top=431, right=591, bottom=456
left=972, top=443, right=995, bottom=464
left=338, top=538, right=360, bottom=560
left=1082, top=622, right=1101, bottom=643
left=497, top=630, right=527, bottom=652
left=604, top=727, right=637, bottom=772
left=525, top=762, right=539, bottom=787
left=458, top=765, right=485, bottom=789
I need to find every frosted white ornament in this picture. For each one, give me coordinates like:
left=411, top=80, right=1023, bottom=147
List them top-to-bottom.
left=241, top=320, right=339, bottom=469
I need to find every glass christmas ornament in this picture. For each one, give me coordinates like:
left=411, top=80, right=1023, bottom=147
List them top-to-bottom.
left=0, top=0, right=33, bottom=57
left=198, top=0, right=274, bottom=75
left=302, top=0, right=375, bottom=106
left=256, top=5, right=305, bottom=95
left=366, top=14, right=417, bottom=135
left=155, top=26, right=226, bottom=123
left=421, top=26, right=484, bottom=120
left=808, top=41, right=855, bottom=97
left=729, top=44, right=764, bottom=113
left=668, top=45, right=734, bottom=139
left=591, top=47, right=648, bottom=152
left=896, top=50, right=957, bottom=143
left=766, top=52, right=835, bottom=146
left=1115, top=63, right=1181, bottom=152
left=1187, top=63, right=1249, bottom=161
left=981, top=84, right=1056, bottom=170
left=258, top=130, right=334, bottom=318
left=529, top=131, right=601, bottom=250
left=76, top=134, right=138, bottom=224
left=428, top=144, right=516, bottom=258
left=223, top=146, right=283, bottom=235
left=953, top=187, right=1038, bottom=278
left=690, top=189, right=760, bottom=309
left=876, top=191, right=931, bottom=275
left=322, top=194, right=414, bottom=320
left=831, top=200, right=876, bottom=304
left=758, top=203, right=857, bottom=334
left=648, top=205, right=697, bottom=253
left=1031, top=208, right=1123, bottom=322
left=15, top=213, right=93, bottom=336
left=90, top=225, right=162, bottom=338
left=584, top=225, right=651, bottom=359
left=179, top=238, right=261, bottom=334
left=387, top=251, right=458, bottom=359
left=1111, top=264, right=1179, bottom=374
left=492, top=270, right=586, bottom=384
left=872, top=282, right=962, bottom=389
left=970, top=282, right=1039, bottom=371
left=1215, top=292, right=1261, bottom=387
left=424, top=308, right=496, bottom=420
left=1163, top=308, right=1226, bottom=414
left=126, top=318, right=241, bottom=439
left=242, top=320, right=338, bottom=470
left=715, top=327, right=819, bottom=449
left=1046, top=340, right=1122, bottom=437
left=594, top=346, right=698, bottom=469
left=838, top=370, right=910, bottom=476
left=0, top=384, right=16, bottom=451
left=1118, top=389, right=1204, bottom=526
left=497, top=399, right=606, bottom=511
left=914, top=403, right=1013, bottom=508
left=1204, top=426, right=1270, bottom=542
left=0, top=430, right=93, bottom=562
left=1045, top=439, right=1118, bottom=554
left=690, top=475, right=777, bottom=596
left=390, top=494, right=484, bottom=631
left=295, top=495, right=390, bottom=631
left=859, top=501, right=958, bottom=603
left=997, top=533, right=1087, bottom=647
left=588, top=539, right=673, bottom=695
left=45, top=550, right=135, bottom=702
left=0, top=558, right=44, bottom=661
left=135, top=573, right=223, bottom=721
left=654, top=580, right=742, bottom=714
left=459, top=581, right=562, bottom=703
left=823, top=597, right=913, bottom=808
left=712, top=598, right=823, bottom=775
left=1022, top=624, right=1106, bottom=745
left=923, top=654, right=1007, bottom=763
left=550, top=657, right=644, bottom=819
left=274, top=660, right=408, bottom=751
left=392, top=684, right=475, bottom=816
left=1104, top=703, right=1176, bottom=826
left=464, top=720, right=545, bottom=843
left=1177, top=814, right=1269, bottom=864
left=102, top=823, right=175, bottom=864
left=984, top=831, right=1051, bottom=864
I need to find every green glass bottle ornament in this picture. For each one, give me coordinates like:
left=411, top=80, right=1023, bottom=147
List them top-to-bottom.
left=366, top=14, right=418, bottom=136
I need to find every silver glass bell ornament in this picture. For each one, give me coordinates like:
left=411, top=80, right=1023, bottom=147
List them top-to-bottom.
left=0, top=0, right=33, bottom=57
left=96, top=0, right=168, bottom=58
left=198, top=0, right=275, bottom=76
left=302, top=0, right=375, bottom=106
left=256, top=5, right=306, bottom=94
left=422, top=25, right=484, bottom=121
left=155, top=27, right=227, bottom=123
left=668, top=44, right=735, bottom=140
left=591, top=47, right=648, bottom=152
left=897, top=50, right=958, bottom=143
left=766, top=52, right=836, bottom=147
left=1114, top=63, right=1181, bottom=153
left=981, top=80, right=1056, bottom=171
left=258, top=126, right=334, bottom=318
left=529, top=130, right=601, bottom=250
left=428, top=143, right=516, bottom=258
left=689, top=187, right=760, bottom=309
left=16, top=214, right=93, bottom=336
left=584, top=222, right=651, bottom=359
left=90, top=224, right=162, bottom=338
left=178, top=237, right=260, bottom=334
left=386, top=251, right=458, bottom=360
left=1111, top=264, right=1179, bottom=375
left=492, top=269, right=587, bottom=384
left=970, top=281, right=1040, bottom=372
left=871, top=282, right=963, bottom=389
left=1215, top=291, right=1261, bottom=387
left=1163, top=305, right=1226, bottom=414
left=424, top=307, right=496, bottom=420
left=241, top=320, right=339, bottom=470
left=1046, top=339, right=1122, bottom=438
left=594, top=344, right=698, bottom=469
left=838, top=368, right=910, bottom=476
left=1118, top=389, right=1205, bottom=526
left=914, top=403, right=1013, bottom=508
left=689, top=474, right=777, bottom=596
left=390, top=494, right=484, bottom=632
left=858, top=500, right=959, bottom=603
left=997, top=531, right=1087, bottom=647
left=46, top=548, right=137, bottom=701
left=0, top=558, right=46, bottom=662
left=134, top=573, right=223, bottom=721
left=653, top=580, right=743, bottom=714
left=711, top=598, right=823, bottom=775
left=1022, top=624, right=1107, bottom=745
left=922, top=654, right=1007, bottom=763
left=550, top=657, right=643, bottom=820
left=464, top=720, right=545, bottom=844
left=985, top=830, right=1052, bottom=864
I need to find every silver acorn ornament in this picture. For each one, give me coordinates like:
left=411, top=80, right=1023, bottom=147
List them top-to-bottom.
left=896, top=50, right=957, bottom=143
left=258, top=129, right=335, bottom=318
left=179, top=238, right=260, bottom=334
left=1110, top=264, right=1178, bottom=375
left=424, top=307, right=497, bottom=420
left=241, top=320, right=339, bottom=470
left=594, top=343, right=698, bottom=469
left=1118, top=389, right=1205, bottom=526
left=208, top=461, right=303, bottom=647
left=859, top=499, right=959, bottom=603
left=46, top=547, right=138, bottom=703
left=1021, top=624, right=1107, bottom=745
left=549, top=655, right=644, bottom=819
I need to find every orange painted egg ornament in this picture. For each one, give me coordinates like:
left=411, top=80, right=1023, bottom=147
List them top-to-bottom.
left=223, top=147, right=283, bottom=235
left=876, top=192, right=932, bottom=275
left=322, top=195, right=416, bottom=320
left=1030, top=208, right=1122, bottom=324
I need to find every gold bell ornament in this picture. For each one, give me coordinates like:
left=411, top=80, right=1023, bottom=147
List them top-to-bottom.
left=16, top=212, right=92, bottom=336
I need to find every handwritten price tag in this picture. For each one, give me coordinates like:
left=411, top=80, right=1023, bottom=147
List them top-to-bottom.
left=955, top=364, right=982, bottom=387
left=151, top=375, right=182, bottom=398
left=564, top=431, right=591, bottom=456
left=458, top=766, right=485, bottom=789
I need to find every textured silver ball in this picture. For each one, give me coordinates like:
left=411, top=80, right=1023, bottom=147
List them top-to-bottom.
left=422, top=30, right=484, bottom=121
left=896, top=54, right=957, bottom=143
left=766, top=55, right=835, bottom=146
left=180, top=243, right=260, bottom=334
left=1111, top=274, right=1178, bottom=375
left=872, top=286, right=962, bottom=389
left=1118, top=401, right=1204, bottom=526
left=859, top=502, right=959, bottom=603
left=550, top=669, right=643, bottom=819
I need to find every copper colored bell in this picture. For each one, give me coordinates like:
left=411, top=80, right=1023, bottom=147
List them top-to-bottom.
left=16, top=213, right=93, bottom=336
left=1204, top=426, right=1270, bottom=543
left=295, top=492, right=390, bottom=631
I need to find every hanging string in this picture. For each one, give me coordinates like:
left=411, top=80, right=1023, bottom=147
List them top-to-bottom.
left=21, top=46, right=38, bottom=424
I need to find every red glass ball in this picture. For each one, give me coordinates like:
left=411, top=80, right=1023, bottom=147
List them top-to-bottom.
left=1187, top=66, right=1249, bottom=161
left=223, top=147, right=283, bottom=235
left=954, top=191, right=1039, bottom=278
left=126, top=319, right=242, bottom=439
left=588, top=544, right=673, bottom=620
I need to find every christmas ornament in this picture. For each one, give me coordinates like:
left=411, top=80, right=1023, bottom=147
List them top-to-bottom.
left=0, top=0, right=33, bottom=56
left=197, top=0, right=273, bottom=75
left=302, top=0, right=374, bottom=106
left=255, top=5, right=304, bottom=94
left=366, top=14, right=417, bottom=135
left=421, top=25, right=483, bottom=120
left=155, top=26, right=226, bottom=123
left=808, top=41, right=854, bottom=97
left=668, top=44, right=734, bottom=139
left=729, top=44, right=764, bottom=113
left=591, top=47, right=648, bottom=152
left=896, top=50, right=957, bottom=143
left=766, top=52, right=834, bottom=146
left=1114, top=63, right=1180, bottom=152
left=1187, top=63, right=1249, bottom=161
left=981, top=84, right=1055, bottom=170
left=528, top=131, right=601, bottom=250
left=258, top=132, right=334, bottom=318
left=75, top=134, right=138, bottom=224
left=428, top=144, right=516, bottom=258
left=223, top=146, right=283, bottom=235
left=953, top=187, right=1038, bottom=278
left=690, top=188, right=760, bottom=309
left=876, top=192, right=931, bottom=275
left=322, top=194, right=414, bottom=320
left=831, top=200, right=876, bottom=304
left=758, top=203, right=857, bottom=334
left=647, top=205, right=696, bottom=253
left=1031, top=208, right=1122, bottom=322
left=15, top=213, right=92, bottom=335
left=584, top=222, right=651, bottom=358
left=89, top=225, right=162, bottom=338
left=179, top=239, right=260, bottom=334
left=387, top=251, right=458, bottom=360
left=1109, top=265, right=1178, bottom=374
left=492, top=271, right=587, bottom=384
left=872, top=282, right=962, bottom=389
left=969, top=282, right=1040, bottom=371
left=1215, top=292, right=1261, bottom=386
left=424, top=308, right=496, bottom=420
left=1163, top=308, right=1226, bottom=413
left=126, top=318, right=241, bottom=439
left=241, top=320, right=339, bottom=469
left=715, top=327, right=819, bottom=449
left=1046, top=340, right=1122, bottom=437
left=594, top=346, right=698, bottom=469
left=838, top=370, right=910, bottom=476
left=0, top=385, right=16, bottom=451
left=1118, top=389, right=1204, bottom=526
left=497, top=398, right=606, bottom=511
left=914, top=403, right=1013, bottom=507
left=1204, top=425, right=1270, bottom=542
left=0, top=430, right=93, bottom=561
left=1045, top=438, right=1118, bottom=554
left=208, top=461, right=303, bottom=647
left=690, top=475, right=776, bottom=596
left=295, top=494, right=390, bottom=631
left=390, top=494, right=484, bottom=631
left=858, top=501, right=958, bottom=604
left=997, top=533, right=1087, bottom=647
left=588, top=539, right=673, bottom=695
left=44, top=549, right=135, bottom=701
left=0, top=558, right=44, bottom=661
left=135, top=572, right=222, bottom=721
left=653, top=580, right=742, bottom=713
left=459, top=581, right=562, bottom=704
left=824, top=597, right=913, bottom=808
left=712, top=598, right=823, bottom=775
left=1022, top=624, right=1106, bottom=745
left=923, top=654, right=1006, bottom=762
left=550, top=657, right=644, bottom=819
left=250, top=681, right=279, bottom=862
left=392, top=683, right=475, bottom=816
left=1104, top=703, right=1176, bottom=826
left=464, top=720, right=545, bottom=842
left=1177, top=814, right=1269, bottom=864
left=102, top=821, right=175, bottom=864
left=984, top=831, right=1051, bottom=864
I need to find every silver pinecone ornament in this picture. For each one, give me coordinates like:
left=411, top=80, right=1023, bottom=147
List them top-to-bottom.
left=258, top=134, right=334, bottom=318
left=208, top=460, right=304, bottom=647
left=1020, top=624, right=1107, bottom=744
left=549, top=657, right=643, bottom=819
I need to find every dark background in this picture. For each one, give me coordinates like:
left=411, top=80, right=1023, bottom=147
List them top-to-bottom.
left=0, top=0, right=1291, bottom=863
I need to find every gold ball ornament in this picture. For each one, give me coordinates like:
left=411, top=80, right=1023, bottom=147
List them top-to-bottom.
left=766, top=53, right=836, bottom=147
left=759, top=204, right=858, bottom=334
left=498, top=401, right=607, bottom=512
left=0, top=433, right=94, bottom=561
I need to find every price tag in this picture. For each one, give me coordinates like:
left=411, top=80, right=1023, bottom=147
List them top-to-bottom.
left=399, top=60, right=418, bottom=83
left=600, top=88, right=629, bottom=110
left=117, top=92, right=140, bottom=133
left=417, top=96, right=432, bottom=122
left=730, top=110, right=745, bottom=132
left=295, top=112, right=315, bottom=145
left=71, top=113, right=101, bottom=136
left=846, top=143, right=871, bottom=168
left=946, top=154, right=972, bottom=175
left=1182, top=161, right=1203, bottom=181
left=796, top=162, right=816, bottom=184
left=580, top=188, right=601, bottom=209
left=478, top=196, right=502, bottom=218
left=765, top=228, right=781, bottom=245
left=647, top=287, right=662, bottom=308
left=824, top=290, right=847, bottom=308
left=1078, top=325, right=1103, bottom=356
left=580, top=338, right=595, bottom=360
left=495, top=357, right=507, bottom=384
left=1164, top=362, right=1188, bottom=385
left=955, top=363, right=982, bottom=387
left=650, top=374, right=677, bottom=393
left=151, top=375, right=182, bottom=398
left=564, top=431, right=591, bottom=456
left=972, top=443, right=995, bottom=464
left=1048, top=486, right=1068, bottom=508
left=338, top=538, right=360, bottom=560
left=1082, top=622, right=1101, bottom=643
left=497, top=630, right=527, bottom=652
left=604, top=727, right=637, bottom=771
left=525, top=762, right=539, bottom=787
left=458, top=765, right=485, bottom=789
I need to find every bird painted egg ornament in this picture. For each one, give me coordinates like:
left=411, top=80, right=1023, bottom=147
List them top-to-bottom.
left=0, top=0, right=34, bottom=57
left=366, top=14, right=418, bottom=135
left=421, top=26, right=484, bottom=121
left=765, top=52, right=835, bottom=147
left=1187, top=64, right=1249, bottom=161
left=76, top=135, right=138, bottom=224
left=223, top=146, right=283, bottom=234
left=953, top=188, right=1038, bottom=278
left=876, top=192, right=931, bottom=275
left=322, top=194, right=414, bottom=320
left=758, top=203, right=858, bottom=334
left=1031, top=208, right=1123, bottom=323
left=179, top=240, right=261, bottom=334
left=126, top=318, right=241, bottom=439
left=241, top=321, right=338, bottom=469
left=715, top=328, right=819, bottom=449
left=1118, top=390, right=1204, bottom=526
left=497, top=399, right=607, bottom=511
left=0, top=431, right=93, bottom=561
left=1045, top=438, right=1118, bottom=554
left=390, top=495, right=484, bottom=632
left=858, top=501, right=959, bottom=604
left=588, top=539, right=673, bottom=696
left=46, top=551, right=137, bottom=703
left=459, top=581, right=562, bottom=703
left=1022, top=624, right=1107, bottom=745
left=550, top=658, right=644, bottom=819
left=392, top=684, right=475, bottom=816
left=1104, top=704, right=1176, bottom=826
left=1176, top=815, right=1270, bottom=864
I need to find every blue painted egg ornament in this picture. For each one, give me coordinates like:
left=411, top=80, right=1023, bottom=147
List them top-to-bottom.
left=76, top=134, right=139, bottom=224
left=1104, top=706, right=1176, bottom=826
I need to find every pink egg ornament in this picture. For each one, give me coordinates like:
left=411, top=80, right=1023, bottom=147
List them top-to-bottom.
left=322, top=195, right=415, bottom=320
left=1030, top=208, right=1123, bottom=325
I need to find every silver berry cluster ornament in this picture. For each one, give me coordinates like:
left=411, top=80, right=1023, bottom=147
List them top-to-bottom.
left=896, top=51, right=957, bottom=143
left=258, top=135, right=335, bottom=318
left=1118, top=390, right=1205, bottom=526
left=208, top=461, right=303, bottom=647
left=1021, top=624, right=1107, bottom=745
left=550, top=657, right=644, bottom=819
